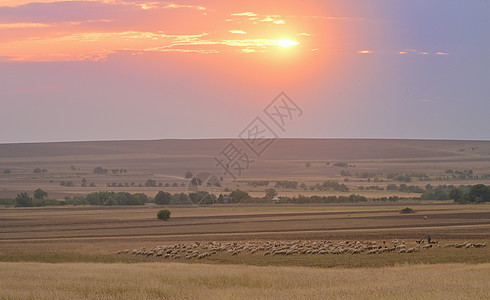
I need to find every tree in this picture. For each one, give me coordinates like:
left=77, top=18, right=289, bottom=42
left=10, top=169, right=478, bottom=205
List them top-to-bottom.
left=93, top=167, right=108, bottom=175
left=33, top=168, right=42, bottom=173
left=184, top=171, right=193, bottom=179
left=191, top=177, right=201, bottom=186
left=81, top=178, right=87, bottom=187
left=145, top=179, right=157, bottom=187
left=467, top=184, right=490, bottom=203
left=33, top=188, right=48, bottom=200
left=264, top=188, right=277, bottom=199
left=449, top=188, right=463, bottom=202
left=230, top=189, right=250, bottom=203
left=155, top=191, right=172, bottom=205
left=15, top=192, right=33, bottom=207
left=157, top=209, right=171, bottom=220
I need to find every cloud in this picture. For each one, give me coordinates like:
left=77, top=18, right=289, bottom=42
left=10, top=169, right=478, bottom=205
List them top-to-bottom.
left=231, top=12, right=257, bottom=17
left=0, top=22, right=53, bottom=28
left=229, top=30, right=246, bottom=34
left=398, top=49, right=449, bottom=56
left=358, top=50, right=373, bottom=54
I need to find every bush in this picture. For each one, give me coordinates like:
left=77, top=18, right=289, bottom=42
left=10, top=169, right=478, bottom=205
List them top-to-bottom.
left=400, top=207, right=415, bottom=214
left=157, top=209, right=171, bottom=221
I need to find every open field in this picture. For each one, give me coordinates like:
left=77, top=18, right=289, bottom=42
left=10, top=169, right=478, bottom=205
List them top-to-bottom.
left=1, top=139, right=490, bottom=199
left=1, top=139, right=489, bottom=299
left=1, top=204, right=488, bottom=267
left=1, top=262, right=488, bottom=299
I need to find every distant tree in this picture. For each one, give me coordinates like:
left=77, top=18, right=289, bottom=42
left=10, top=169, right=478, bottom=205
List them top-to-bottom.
left=305, top=162, right=311, bottom=168
left=70, top=165, right=77, bottom=170
left=93, top=167, right=108, bottom=175
left=33, top=168, right=42, bottom=173
left=3, top=169, right=11, bottom=174
left=111, top=169, right=119, bottom=174
left=185, top=171, right=193, bottom=179
left=191, top=177, right=201, bottom=186
left=81, top=178, right=87, bottom=187
left=145, top=179, right=157, bottom=187
left=89, top=182, right=96, bottom=187
left=339, top=183, right=349, bottom=192
left=386, top=184, right=398, bottom=191
left=467, top=184, right=490, bottom=203
left=33, top=188, right=48, bottom=200
left=264, top=188, right=277, bottom=199
left=449, top=188, right=463, bottom=202
left=230, top=189, right=250, bottom=203
left=155, top=191, right=172, bottom=205
left=15, top=192, right=33, bottom=207
left=131, top=193, right=149, bottom=204
left=157, top=209, right=171, bottom=220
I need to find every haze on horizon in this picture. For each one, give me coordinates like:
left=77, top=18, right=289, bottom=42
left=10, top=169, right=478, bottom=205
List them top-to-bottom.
left=1, top=0, right=489, bottom=144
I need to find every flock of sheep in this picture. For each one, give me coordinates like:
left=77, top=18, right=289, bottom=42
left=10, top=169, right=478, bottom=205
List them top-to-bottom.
left=117, top=240, right=486, bottom=259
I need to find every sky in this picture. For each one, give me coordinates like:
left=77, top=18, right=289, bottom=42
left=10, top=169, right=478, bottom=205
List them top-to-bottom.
left=0, top=0, right=489, bottom=143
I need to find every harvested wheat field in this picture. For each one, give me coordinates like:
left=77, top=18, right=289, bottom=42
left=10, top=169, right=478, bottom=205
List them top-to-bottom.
left=0, top=262, right=488, bottom=299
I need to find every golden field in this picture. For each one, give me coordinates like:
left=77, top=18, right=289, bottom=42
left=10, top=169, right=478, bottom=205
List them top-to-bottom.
left=0, top=262, right=488, bottom=299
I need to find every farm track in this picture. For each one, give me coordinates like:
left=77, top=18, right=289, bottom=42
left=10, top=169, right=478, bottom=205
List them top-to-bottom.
left=1, top=211, right=489, bottom=235
left=0, top=212, right=490, bottom=242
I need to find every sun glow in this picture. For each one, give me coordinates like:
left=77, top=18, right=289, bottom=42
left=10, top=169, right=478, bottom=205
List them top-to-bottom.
left=277, top=39, right=299, bottom=48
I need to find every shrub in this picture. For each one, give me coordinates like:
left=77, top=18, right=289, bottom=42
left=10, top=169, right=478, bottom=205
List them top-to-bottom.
left=400, top=207, right=415, bottom=214
left=157, top=209, right=171, bottom=221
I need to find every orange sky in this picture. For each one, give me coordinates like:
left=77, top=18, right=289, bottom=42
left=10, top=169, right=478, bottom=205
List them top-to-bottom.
left=0, top=1, right=326, bottom=61
left=1, top=1, right=488, bottom=143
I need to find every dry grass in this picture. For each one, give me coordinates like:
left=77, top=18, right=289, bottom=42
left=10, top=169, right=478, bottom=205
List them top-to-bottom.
left=0, top=205, right=488, bottom=267
left=0, top=262, right=488, bottom=299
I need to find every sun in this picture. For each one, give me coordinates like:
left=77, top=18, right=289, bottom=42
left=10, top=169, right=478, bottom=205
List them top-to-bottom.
left=277, top=39, right=299, bottom=48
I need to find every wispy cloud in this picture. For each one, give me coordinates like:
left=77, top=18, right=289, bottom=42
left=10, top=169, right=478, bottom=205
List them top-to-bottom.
left=231, top=12, right=257, bottom=17
left=0, top=22, right=53, bottom=28
left=229, top=30, right=246, bottom=34
left=399, top=49, right=449, bottom=56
